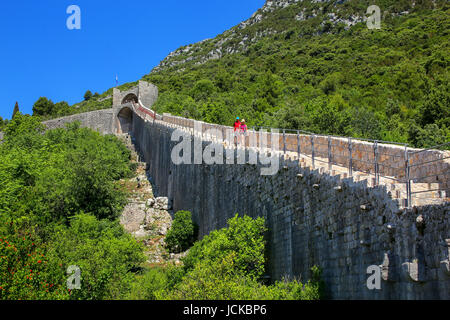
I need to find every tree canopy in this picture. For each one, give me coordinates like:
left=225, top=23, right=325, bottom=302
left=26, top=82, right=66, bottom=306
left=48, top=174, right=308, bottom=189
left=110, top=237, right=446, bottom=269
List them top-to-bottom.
left=84, top=90, right=93, bottom=101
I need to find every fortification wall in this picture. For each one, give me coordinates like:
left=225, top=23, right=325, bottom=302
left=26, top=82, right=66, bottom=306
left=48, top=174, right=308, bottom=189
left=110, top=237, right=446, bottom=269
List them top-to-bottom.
left=34, top=95, right=449, bottom=299
left=42, top=109, right=115, bottom=134
left=132, top=114, right=450, bottom=300
left=161, top=114, right=450, bottom=194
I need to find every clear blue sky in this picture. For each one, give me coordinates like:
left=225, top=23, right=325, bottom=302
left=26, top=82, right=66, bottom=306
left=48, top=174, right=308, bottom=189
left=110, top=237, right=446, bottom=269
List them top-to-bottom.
left=0, top=0, right=264, bottom=119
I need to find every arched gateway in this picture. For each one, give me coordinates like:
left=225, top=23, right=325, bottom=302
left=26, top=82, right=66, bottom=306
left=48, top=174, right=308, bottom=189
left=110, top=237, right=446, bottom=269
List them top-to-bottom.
left=112, top=81, right=159, bottom=134
left=121, top=93, right=138, bottom=105
left=116, top=106, right=133, bottom=134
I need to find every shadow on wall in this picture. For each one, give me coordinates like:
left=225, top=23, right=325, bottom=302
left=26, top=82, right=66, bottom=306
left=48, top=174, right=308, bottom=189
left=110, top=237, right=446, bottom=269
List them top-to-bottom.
left=117, top=107, right=133, bottom=134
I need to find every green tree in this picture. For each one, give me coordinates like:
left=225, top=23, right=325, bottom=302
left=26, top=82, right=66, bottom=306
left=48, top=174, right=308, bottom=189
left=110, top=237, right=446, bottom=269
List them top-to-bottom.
left=14, top=2, right=448, bottom=148
left=215, top=69, right=233, bottom=92
left=190, top=80, right=216, bottom=101
left=419, top=85, right=449, bottom=128
left=84, top=90, right=93, bottom=101
left=306, top=96, right=352, bottom=136
left=32, top=97, right=55, bottom=117
left=54, top=101, right=70, bottom=117
left=12, top=102, right=19, bottom=119
left=350, top=108, right=383, bottom=140
left=3, top=113, right=45, bottom=149
left=408, top=122, right=448, bottom=148
left=30, top=125, right=131, bottom=223
left=165, top=211, right=196, bottom=253
left=47, top=214, right=145, bottom=300
left=183, top=214, right=267, bottom=280
left=157, top=215, right=324, bottom=300
left=163, top=253, right=271, bottom=300
left=161, top=254, right=323, bottom=300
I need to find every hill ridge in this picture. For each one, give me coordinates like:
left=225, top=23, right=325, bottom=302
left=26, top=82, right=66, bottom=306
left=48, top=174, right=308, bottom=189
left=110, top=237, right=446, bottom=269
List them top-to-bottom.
left=151, top=0, right=440, bottom=73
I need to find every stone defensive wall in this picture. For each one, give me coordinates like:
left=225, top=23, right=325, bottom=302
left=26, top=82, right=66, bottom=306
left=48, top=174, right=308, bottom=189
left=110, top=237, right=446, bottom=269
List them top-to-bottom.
left=38, top=82, right=449, bottom=299
left=42, top=108, right=116, bottom=134
left=132, top=113, right=449, bottom=300
left=160, top=113, right=450, bottom=203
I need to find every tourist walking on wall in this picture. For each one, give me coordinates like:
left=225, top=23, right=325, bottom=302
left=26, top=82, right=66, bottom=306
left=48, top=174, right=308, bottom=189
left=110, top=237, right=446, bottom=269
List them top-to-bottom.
left=233, top=117, right=241, bottom=146
left=233, top=117, right=241, bottom=132
left=239, top=119, right=248, bottom=146
left=240, top=119, right=247, bottom=134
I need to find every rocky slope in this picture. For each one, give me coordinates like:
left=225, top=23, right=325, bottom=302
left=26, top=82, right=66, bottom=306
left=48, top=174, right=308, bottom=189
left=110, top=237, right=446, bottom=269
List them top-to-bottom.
left=118, top=134, right=187, bottom=266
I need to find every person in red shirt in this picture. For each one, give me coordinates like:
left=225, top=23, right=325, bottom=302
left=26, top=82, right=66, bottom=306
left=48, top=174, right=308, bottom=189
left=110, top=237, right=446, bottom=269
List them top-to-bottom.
left=233, top=117, right=241, bottom=132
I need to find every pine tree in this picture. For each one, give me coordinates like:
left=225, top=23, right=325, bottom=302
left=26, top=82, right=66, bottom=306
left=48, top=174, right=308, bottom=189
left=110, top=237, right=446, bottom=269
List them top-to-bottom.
left=12, top=102, right=19, bottom=118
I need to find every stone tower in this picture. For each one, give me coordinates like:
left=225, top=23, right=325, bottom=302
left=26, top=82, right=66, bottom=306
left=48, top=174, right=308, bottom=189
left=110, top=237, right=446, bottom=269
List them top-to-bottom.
left=113, top=80, right=158, bottom=108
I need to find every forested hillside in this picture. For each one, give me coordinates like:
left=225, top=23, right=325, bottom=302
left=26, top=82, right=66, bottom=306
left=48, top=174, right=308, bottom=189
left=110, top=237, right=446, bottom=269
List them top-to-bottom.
left=21, top=0, right=449, bottom=149
left=144, top=0, right=449, bottom=148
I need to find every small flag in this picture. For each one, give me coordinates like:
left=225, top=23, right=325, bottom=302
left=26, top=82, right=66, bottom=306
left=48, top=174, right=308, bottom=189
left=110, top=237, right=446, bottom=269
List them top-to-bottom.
left=115, top=74, right=118, bottom=87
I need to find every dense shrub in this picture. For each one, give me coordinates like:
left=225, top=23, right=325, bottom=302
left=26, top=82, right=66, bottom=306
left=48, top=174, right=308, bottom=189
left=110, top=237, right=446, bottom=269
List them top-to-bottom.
left=0, top=116, right=141, bottom=300
left=0, top=116, right=132, bottom=225
left=165, top=211, right=196, bottom=253
left=46, top=214, right=145, bottom=300
left=183, top=214, right=266, bottom=279
left=158, top=215, right=323, bottom=300
left=0, top=220, right=69, bottom=300
left=126, top=267, right=170, bottom=300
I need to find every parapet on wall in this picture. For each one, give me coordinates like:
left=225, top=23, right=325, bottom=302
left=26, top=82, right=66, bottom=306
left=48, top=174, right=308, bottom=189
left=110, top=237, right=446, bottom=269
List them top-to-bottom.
left=161, top=113, right=450, bottom=206
left=132, top=114, right=450, bottom=300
